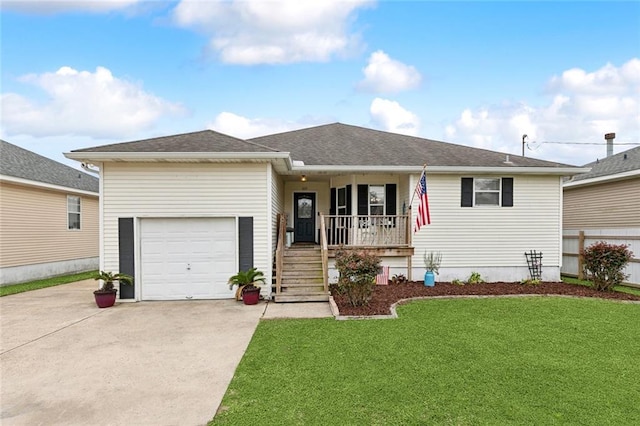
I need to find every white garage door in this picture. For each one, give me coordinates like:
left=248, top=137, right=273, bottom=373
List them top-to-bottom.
left=140, top=218, right=237, bottom=300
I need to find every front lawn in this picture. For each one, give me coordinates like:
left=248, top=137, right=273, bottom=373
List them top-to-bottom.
left=0, top=270, right=98, bottom=296
left=212, top=297, right=640, bottom=425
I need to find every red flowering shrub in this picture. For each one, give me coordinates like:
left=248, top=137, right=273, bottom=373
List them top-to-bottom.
left=581, top=241, right=633, bottom=291
left=335, top=249, right=381, bottom=306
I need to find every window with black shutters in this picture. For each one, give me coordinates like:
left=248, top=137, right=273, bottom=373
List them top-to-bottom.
left=461, top=177, right=513, bottom=207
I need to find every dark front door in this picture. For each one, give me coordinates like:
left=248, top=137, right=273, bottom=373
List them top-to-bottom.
left=294, top=192, right=316, bottom=243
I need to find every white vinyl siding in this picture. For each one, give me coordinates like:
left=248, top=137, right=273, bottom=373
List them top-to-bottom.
left=100, top=162, right=271, bottom=286
left=270, top=165, right=284, bottom=249
left=411, top=174, right=562, bottom=268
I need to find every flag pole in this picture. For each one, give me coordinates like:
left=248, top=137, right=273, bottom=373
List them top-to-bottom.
left=407, top=163, right=427, bottom=281
left=409, top=163, right=427, bottom=207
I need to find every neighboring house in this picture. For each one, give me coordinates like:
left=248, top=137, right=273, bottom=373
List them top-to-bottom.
left=65, top=123, right=586, bottom=302
left=0, top=140, right=100, bottom=285
left=562, top=146, right=640, bottom=284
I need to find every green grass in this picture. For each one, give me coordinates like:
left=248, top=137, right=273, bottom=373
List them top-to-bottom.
left=0, top=270, right=98, bottom=296
left=562, top=275, right=640, bottom=296
left=211, top=297, right=640, bottom=425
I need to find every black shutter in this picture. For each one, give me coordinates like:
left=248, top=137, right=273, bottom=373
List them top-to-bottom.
left=502, top=177, right=514, bottom=207
left=461, top=178, right=473, bottom=207
left=385, top=184, right=396, bottom=215
left=346, top=185, right=352, bottom=215
left=357, top=185, right=368, bottom=215
left=330, top=188, right=336, bottom=215
left=238, top=217, right=253, bottom=272
left=118, top=218, right=135, bottom=299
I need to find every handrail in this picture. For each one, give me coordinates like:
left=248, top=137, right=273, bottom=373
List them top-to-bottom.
left=319, top=213, right=329, bottom=294
left=275, top=214, right=286, bottom=295
left=322, top=215, right=410, bottom=246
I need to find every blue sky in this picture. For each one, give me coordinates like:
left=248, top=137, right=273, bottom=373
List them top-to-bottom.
left=1, top=0, right=639, bottom=168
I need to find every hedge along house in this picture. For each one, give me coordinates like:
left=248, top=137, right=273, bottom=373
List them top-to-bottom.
left=65, top=123, right=587, bottom=302
left=1, top=140, right=99, bottom=285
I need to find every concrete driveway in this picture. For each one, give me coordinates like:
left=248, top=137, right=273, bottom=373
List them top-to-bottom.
left=0, top=280, right=265, bottom=426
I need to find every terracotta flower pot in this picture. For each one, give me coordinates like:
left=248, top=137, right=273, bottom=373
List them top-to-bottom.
left=94, top=289, right=118, bottom=308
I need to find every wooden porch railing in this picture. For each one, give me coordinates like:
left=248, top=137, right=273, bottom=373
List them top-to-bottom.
left=319, top=213, right=329, bottom=293
left=275, top=214, right=286, bottom=295
left=322, top=215, right=411, bottom=247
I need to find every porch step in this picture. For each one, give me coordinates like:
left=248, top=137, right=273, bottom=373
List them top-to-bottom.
left=275, top=245, right=328, bottom=303
left=283, top=256, right=322, bottom=265
left=281, top=262, right=323, bottom=271
left=274, top=292, right=330, bottom=303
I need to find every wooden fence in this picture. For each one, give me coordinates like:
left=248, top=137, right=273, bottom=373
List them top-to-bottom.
left=562, top=228, right=640, bottom=286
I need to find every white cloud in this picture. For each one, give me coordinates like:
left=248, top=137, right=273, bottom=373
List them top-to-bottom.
left=1, top=0, right=141, bottom=14
left=172, top=0, right=372, bottom=65
left=357, top=50, right=421, bottom=93
left=444, top=58, right=640, bottom=165
left=1, top=66, right=184, bottom=138
left=369, top=98, right=419, bottom=136
left=208, top=112, right=329, bottom=139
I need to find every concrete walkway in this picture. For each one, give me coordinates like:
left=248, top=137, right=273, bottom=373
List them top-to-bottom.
left=0, top=280, right=332, bottom=426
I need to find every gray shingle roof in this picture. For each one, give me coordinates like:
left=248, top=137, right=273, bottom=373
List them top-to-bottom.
left=69, top=123, right=577, bottom=169
left=249, top=123, right=575, bottom=168
left=71, top=130, right=278, bottom=153
left=1, top=140, right=98, bottom=193
left=570, top=146, right=640, bottom=182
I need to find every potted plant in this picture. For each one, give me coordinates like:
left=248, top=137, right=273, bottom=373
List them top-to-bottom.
left=423, top=251, right=442, bottom=287
left=228, top=267, right=265, bottom=305
left=93, top=271, right=133, bottom=308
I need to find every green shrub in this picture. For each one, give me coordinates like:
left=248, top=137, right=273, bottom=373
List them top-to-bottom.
left=582, top=241, right=633, bottom=291
left=335, top=249, right=381, bottom=307
left=467, top=272, right=485, bottom=284
left=451, top=278, right=464, bottom=286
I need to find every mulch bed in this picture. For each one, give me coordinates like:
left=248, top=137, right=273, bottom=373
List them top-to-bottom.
left=331, top=282, right=640, bottom=316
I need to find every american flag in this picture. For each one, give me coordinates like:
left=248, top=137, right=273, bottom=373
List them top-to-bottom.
left=414, top=170, right=431, bottom=232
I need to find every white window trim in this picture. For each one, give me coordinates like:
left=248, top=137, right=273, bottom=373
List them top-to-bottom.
left=474, top=178, right=501, bottom=207
left=368, top=184, right=385, bottom=215
left=337, top=186, right=347, bottom=215
left=67, top=195, right=81, bottom=230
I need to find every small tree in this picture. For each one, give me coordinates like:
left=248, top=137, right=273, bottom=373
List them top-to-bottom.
left=581, top=241, right=633, bottom=291
left=335, top=249, right=381, bottom=307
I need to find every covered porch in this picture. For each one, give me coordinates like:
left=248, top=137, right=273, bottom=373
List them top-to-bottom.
left=273, top=172, right=417, bottom=302
left=273, top=212, right=415, bottom=302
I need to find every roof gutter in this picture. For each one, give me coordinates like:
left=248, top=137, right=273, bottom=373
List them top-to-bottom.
left=62, top=151, right=588, bottom=176
left=64, top=151, right=293, bottom=168
left=291, top=165, right=591, bottom=176
left=564, top=168, right=640, bottom=188
left=0, top=174, right=99, bottom=196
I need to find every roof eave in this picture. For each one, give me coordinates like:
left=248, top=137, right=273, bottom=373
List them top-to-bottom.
left=64, top=151, right=293, bottom=168
left=291, top=165, right=589, bottom=175
left=564, top=168, right=640, bottom=188
left=0, top=174, right=99, bottom=196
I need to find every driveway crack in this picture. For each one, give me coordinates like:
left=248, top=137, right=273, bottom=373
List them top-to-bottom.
left=1, top=310, right=106, bottom=356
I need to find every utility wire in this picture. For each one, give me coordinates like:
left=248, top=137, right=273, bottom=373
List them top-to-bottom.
left=525, top=140, right=640, bottom=151
left=540, top=141, right=640, bottom=145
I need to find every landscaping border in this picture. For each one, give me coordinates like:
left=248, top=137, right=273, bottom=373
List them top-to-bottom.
left=330, top=294, right=640, bottom=321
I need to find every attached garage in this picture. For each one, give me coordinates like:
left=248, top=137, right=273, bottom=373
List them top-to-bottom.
left=140, top=218, right=237, bottom=300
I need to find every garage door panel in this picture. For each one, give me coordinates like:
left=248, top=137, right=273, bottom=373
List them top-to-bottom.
left=141, top=218, right=237, bottom=301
